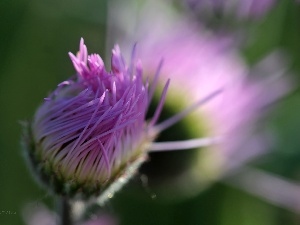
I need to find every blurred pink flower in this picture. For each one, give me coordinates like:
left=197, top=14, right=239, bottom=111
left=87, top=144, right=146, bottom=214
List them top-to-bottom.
left=185, top=0, right=276, bottom=19
left=108, top=1, right=290, bottom=186
left=23, top=203, right=117, bottom=225
left=23, top=204, right=58, bottom=225
left=80, top=216, right=117, bottom=225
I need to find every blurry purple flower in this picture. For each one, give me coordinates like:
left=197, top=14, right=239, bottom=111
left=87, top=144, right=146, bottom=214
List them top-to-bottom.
left=180, top=0, right=277, bottom=44
left=185, top=0, right=276, bottom=19
left=239, top=0, right=276, bottom=18
left=108, top=1, right=290, bottom=190
left=143, top=28, right=290, bottom=177
left=139, top=29, right=255, bottom=174
left=23, top=203, right=117, bottom=225
left=23, top=204, right=58, bottom=225
left=80, top=216, right=117, bottom=225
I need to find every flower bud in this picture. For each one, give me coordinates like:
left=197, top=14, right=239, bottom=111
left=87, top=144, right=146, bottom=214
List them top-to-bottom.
left=23, top=39, right=156, bottom=199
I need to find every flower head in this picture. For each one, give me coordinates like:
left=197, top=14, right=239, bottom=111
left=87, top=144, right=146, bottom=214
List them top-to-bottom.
left=108, top=1, right=290, bottom=195
left=138, top=23, right=289, bottom=171
left=24, top=39, right=160, bottom=198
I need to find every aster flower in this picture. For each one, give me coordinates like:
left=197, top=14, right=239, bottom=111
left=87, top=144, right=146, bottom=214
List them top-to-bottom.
left=108, top=0, right=290, bottom=196
left=179, top=0, right=278, bottom=47
left=185, top=0, right=276, bottom=19
left=137, top=29, right=267, bottom=189
left=23, top=38, right=220, bottom=201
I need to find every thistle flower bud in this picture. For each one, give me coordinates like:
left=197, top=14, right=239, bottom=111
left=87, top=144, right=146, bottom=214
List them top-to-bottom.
left=23, top=39, right=157, bottom=199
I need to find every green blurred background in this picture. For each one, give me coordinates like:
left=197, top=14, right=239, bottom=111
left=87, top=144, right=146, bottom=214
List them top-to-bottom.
left=1, top=0, right=300, bottom=224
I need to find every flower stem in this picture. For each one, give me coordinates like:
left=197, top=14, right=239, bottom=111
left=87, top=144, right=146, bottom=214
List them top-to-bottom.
left=57, top=196, right=72, bottom=225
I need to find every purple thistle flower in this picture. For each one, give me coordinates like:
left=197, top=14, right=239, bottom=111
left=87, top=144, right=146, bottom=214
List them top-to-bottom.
left=23, top=38, right=219, bottom=199
left=26, top=38, right=155, bottom=198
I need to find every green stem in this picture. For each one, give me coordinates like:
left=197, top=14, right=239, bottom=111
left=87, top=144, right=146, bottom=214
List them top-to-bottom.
left=57, top=196, right=72, bottom=225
